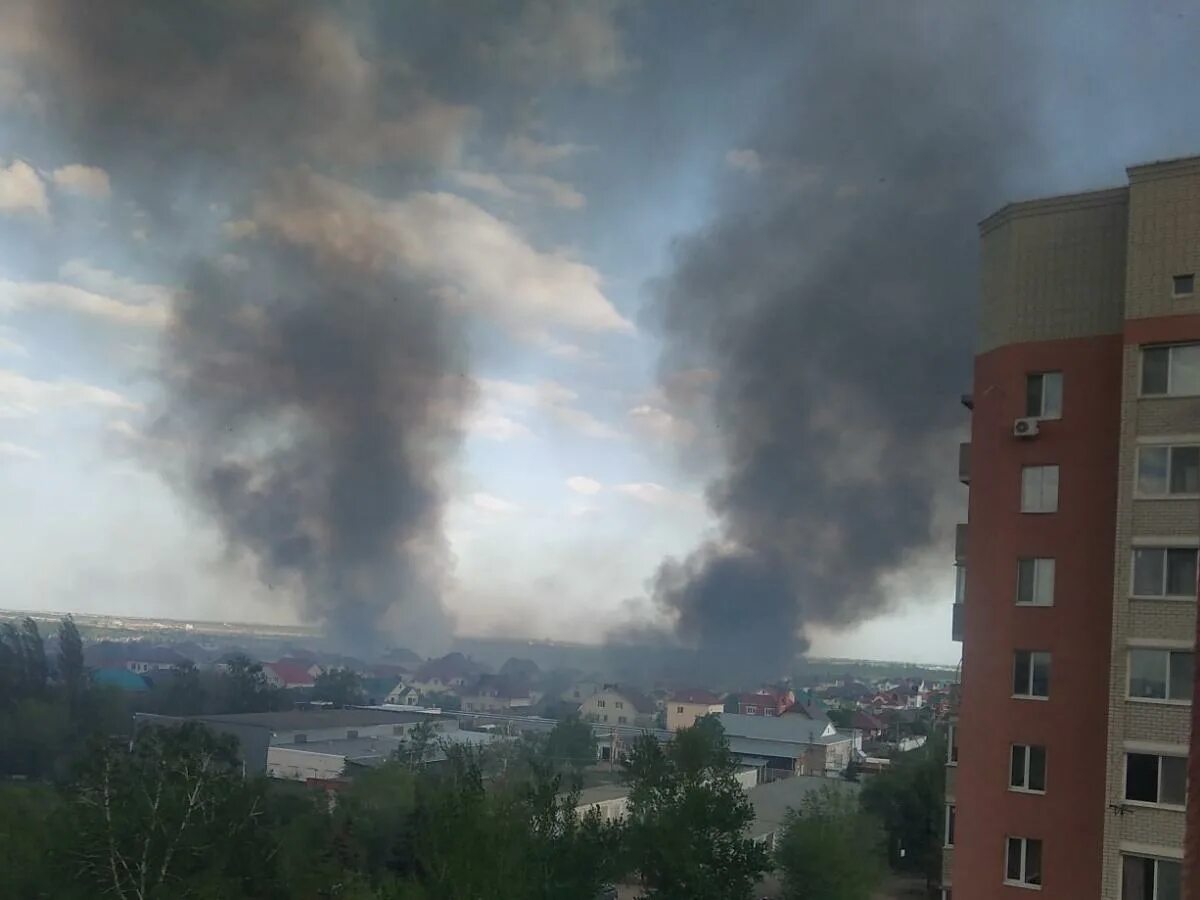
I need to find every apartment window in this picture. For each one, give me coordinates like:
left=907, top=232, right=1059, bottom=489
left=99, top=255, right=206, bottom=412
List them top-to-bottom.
left=1173, top=274, right=1195, bottom=297
left=1142, top=343, right=1200, bottom=396
left=1025, top=371, right=1063, bottom=419
left=1137, top=446, right=1200, bottom=496
left=1020, top=465, right=1059, bottom=513
left=1132, top=548, right=1198, bottom=599
left=1016, top=558, right=1055, bottom=606
left=955, top=565, right=967, bottom=604
left=1128, top=649, right=1193, bottom=702
left=1013, top=650, right=1051, bottom=699
left=596, top=699, right=606, bottom=708
left=615, top=701, right=624, bottom=709
left=676, top=705, right=684, bottom=713
left=745, top=705, right=758, bottom=715
left=601, top=714, right=608, bottom=723
left=618, top=715, right=627, bottom=725
left=947, top=723, right=958, bottom=764
left=1010, top=744, right=1046, bottom=792
left=1125, top=753, right=1186, bottom=806
left=944, top=804, right=956, bottom=847
left=1005, top=837, right=1042, bottom=887
left=1123, top=854, right=1182, bottom=900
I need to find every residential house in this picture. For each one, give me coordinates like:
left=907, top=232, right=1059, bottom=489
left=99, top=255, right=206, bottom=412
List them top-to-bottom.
left=121, top=645, right=191, bottom=674
left=409, top=652, right=480, bottom=694
left=263, top=661, right=318, bottom=690
left=460, top=674, right=533, bottom=714
left=561, top=681, right=601, bottom=704
left=384, top=682, right=422, bottom=706
left=579, top=684, right=656, bottom=727
left=736, top=687, right=795, bottom=717
left=666, top=689, right=725, bottom=732
left=719, top=710, right=853, bottom=779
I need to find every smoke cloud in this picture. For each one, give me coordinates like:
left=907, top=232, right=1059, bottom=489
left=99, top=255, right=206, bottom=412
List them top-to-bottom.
left=14, top=0, right=490, bottom=648
left=646, top=4, right=1040, bottom=678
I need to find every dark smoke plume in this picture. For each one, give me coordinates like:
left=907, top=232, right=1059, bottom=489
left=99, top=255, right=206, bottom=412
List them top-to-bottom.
left=19, top=0, right=479, bottom=648
left=647, top=5, right=1040, bottom=678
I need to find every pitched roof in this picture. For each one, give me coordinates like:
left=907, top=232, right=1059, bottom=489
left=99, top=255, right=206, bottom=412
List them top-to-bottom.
left=416, top=652, right=480, bottom=682
left=265, top=661, right=317, bottom=687
left=465, top=673, right=530, bottom=700
left=596, top=684, right=655, bottom=714
left=670, top=689, right=723, bottom=705
left=719, top=711, right=835, bottom=744
left=850, top=711, right=887, bottom=731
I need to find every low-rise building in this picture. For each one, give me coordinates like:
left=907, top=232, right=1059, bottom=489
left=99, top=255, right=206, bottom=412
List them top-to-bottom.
left=263, top=661, right=318, bottom=690
left=460, top=674, right=533, bottom=713
left=579, top=684, right=656, bottom=727
left=736, top=688, right=795, bottom=717
left=666, top=690, right=725, bottom=731
left=719, top=710, right=853, bottom=779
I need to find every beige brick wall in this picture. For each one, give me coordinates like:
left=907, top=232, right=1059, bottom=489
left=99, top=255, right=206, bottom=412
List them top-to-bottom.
left=1124, top=157, right=1200, bottom=320
left=978, top=189, right=1128, bottom=353
left=1101, top=197, right=1200, bottom=897
left=1138, top=397, right=1200, bottom=433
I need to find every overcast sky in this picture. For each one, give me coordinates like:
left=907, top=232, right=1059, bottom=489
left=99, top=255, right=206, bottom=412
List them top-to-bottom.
left=2, top=2, right=1200, bottom=666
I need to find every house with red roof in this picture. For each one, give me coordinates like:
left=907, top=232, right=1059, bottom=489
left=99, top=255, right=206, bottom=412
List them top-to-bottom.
left=263, top=661, right=318, bottom=690
left=737, top=688, right=795, bottom=717
left=666, top=689, right=725, bottom=732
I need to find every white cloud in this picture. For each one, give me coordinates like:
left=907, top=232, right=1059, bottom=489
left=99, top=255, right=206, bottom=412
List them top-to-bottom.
left=503, top=135, right=590, bottom=168
left=725, top=148, right=763, bottom=175
left=0, top=159, right=48, bottom=218
left=51, top=164, right=111, bottom=199
left=251, top=170, right=630, bottom=335
left=451, top=170, right=586, bottom=210
left=59, top=259, right=172, bottom=308
left=0, top=275, right=170, bottom=328
left=0, top=327, right=27, bottom=357
left=0, top=369, right=142, bottom=419
left=481, top=378, right=622, bottom=441
left=628, top=403, right=694, bottom=443
left=470, top=410, right=534, bottom=442
left=0, top=440, right=40, bottom=461
left=566, top=475, right=602, bottom=495
left=614, top=481, right=700, bottom=509
left=471, top=492, right=521, bottom=514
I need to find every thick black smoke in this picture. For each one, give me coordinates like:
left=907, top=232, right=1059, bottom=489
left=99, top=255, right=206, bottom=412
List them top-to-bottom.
left=18, top=0, right=479, bottom=648
left=648, top=5, right=1040, bottom=678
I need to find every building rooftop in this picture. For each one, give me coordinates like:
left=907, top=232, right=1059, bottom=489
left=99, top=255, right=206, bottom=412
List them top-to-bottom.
left=193, top=708, right=433, bottom=732
left=720, top=712, right=836, bottom=744
left=747, top=775, right=860, bottom=839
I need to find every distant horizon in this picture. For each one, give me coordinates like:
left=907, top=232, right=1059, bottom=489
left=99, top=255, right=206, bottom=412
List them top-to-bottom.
left=0, top=605, right=958, bottom=671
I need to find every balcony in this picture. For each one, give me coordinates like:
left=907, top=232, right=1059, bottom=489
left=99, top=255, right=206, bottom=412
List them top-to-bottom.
left=958, top=442, right=970, bottom=484
left=954, top=523, right=967, bottom=563
left=951, top=601, right=964, bottom=642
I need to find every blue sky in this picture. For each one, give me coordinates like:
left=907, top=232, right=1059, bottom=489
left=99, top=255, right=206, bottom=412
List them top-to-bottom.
left=2, top=2, right=1200, bottom=666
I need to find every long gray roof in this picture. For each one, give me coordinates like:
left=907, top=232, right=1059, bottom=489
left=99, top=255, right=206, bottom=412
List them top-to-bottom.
left=193, top=708, right=433, bottom=731
left=718, top=712, right=837, bottom=744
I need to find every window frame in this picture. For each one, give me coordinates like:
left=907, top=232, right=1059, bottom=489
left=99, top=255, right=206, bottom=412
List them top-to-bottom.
left=1173, top=273, right=1195, bottom=298
left=1142, top=343, right=1200, bottom=398
left=1025, top=371, right=1063, bottom=420
left=1136, top=445, right=1200, bottom=498
left=1020, top=465, right=1060, bottom=514
left=1130, top=547, right=1199, bottom=600
left=1015, top=557, right=1056, bottom=606
left=1127, top=648, right=1193, bottom=704
left=1013, top=650, right=1051, bottom=700
left=947, top=723, right=958, bottom=765
left=1009, top=743, right=1047, bottom=794
left=1123, top=751, right=1187, bottom=809
left=944, top=804, right=956, bottom=848
left=1004, top=836, right=1043, bottom=888
left=1121, top=853, right=1183, bottom=900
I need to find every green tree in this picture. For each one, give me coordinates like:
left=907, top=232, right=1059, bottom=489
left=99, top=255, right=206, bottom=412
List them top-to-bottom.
left=57, top=615, right=89, bottom=722
left=1, top=617, right=49, bottom=704
left=219, top=653, right=278, bottom=713
left=163, top=661, right=206, bottom=716
left=314, top=667, right=366, bottom=706
left=545, top=714, right=597, bottom=770
left=622, top=717, right=769, bottom=899
left=68, top=721, right=278, bottom=899
left=397, top=721, right=439, bottom=770
left=860, top=731, right=945, bottom=886
left=775, top=784, right=884, bottom=900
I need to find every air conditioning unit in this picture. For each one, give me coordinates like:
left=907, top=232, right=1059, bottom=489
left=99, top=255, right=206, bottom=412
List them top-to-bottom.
left=1013, top=417, right=1040, bottom=438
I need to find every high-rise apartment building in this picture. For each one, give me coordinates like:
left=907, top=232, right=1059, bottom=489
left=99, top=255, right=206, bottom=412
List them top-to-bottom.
left=946, top=155, right=1200, bottom=899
